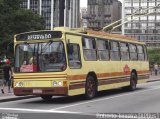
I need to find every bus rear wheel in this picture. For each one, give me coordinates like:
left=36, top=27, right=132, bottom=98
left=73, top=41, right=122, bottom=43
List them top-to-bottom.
left=85, top=76, right=97, bottom=99
left=41, top=95, right=53, bottom=101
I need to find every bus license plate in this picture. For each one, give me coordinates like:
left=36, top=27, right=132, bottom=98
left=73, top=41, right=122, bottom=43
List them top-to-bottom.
left=33, top=89, right=42, bottom=94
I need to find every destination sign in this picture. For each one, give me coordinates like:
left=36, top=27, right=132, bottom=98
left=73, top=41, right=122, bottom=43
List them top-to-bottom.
left=16, top=31, right=62, bottom=41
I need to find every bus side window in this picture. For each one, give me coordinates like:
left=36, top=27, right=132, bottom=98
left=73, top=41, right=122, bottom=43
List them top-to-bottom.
left=82, top=37, right=97, bottom=61
left=97, top=39, right=109, bottom=60
left=110, top=41, right=120, bottom=61
left=120, top=42, right=130, bottom=61
left=67, top=43, right=81, bottom=68
left=129, top=44, right=138, bottom=61
left=137, top=45, right=145, bottom=61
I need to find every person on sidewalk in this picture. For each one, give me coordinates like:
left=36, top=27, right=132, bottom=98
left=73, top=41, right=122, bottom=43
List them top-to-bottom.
left=1, top=59, right=12, bottom=94
left=154, top=63, right=158, bottom=76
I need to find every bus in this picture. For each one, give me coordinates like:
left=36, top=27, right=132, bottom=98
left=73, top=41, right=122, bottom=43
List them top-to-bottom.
left=13, top=27, right=149, bottom=101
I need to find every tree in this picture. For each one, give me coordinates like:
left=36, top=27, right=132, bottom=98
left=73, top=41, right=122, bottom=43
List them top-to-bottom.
left=0, top=0, right=45, bottom=61
left=148, top=48, right=160, bottom=65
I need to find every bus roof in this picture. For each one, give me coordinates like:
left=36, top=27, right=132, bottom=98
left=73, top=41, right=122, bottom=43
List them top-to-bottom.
left=14, top=27, right=145, bottom=45
left=54, top=27, right=145, bottom=45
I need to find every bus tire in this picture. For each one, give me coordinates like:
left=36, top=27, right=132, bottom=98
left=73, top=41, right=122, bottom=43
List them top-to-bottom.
left=129, top=72, right=137, bottom=91
left=85, top=76, right=97, bottom=99
left=41, top=95, right=53, bottom=101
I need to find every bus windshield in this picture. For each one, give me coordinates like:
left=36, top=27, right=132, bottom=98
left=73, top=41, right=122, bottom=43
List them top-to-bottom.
left=15, top=41, right=66, bottom=73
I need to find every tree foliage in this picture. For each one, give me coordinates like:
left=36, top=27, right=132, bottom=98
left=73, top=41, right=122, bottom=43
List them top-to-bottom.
left=0, top=0, right=45, bottom=60
left=148, top=48, right=160, bottom=65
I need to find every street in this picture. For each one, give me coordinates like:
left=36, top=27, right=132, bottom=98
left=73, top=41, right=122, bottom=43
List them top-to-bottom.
left=0, top=81, right=160, bottom=119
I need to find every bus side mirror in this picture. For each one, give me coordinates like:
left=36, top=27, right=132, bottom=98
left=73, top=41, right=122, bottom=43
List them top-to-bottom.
left=67, top=44, right=73, bottom=54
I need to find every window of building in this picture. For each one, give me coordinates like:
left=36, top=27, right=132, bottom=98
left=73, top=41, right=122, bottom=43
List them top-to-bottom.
left=125, top=2, right=131, bottom=7
left=133, top=2, right=139, bottom=7
left=141, top=2, right=147, bottom=7
left=149, top=2, right=155, bottom=6
left=126, top=9, right=132, bottom=14
left=149, top=9, right=155, bottom=13
left=140, top=16, right=147, bottom=20
left=148, top=16, right=155, bottom=20
left=157, top=16, right=160, bottom=20
left=127, top=17, right=132, bottom=21
left=141, top=23, right=147, bottom=28
left=148, top=23, right=155, bottom=27
left=82, top=37, right=97, bottom=61
left=97, top=39, right=110, bottom=61
left=110, top=41, right=120, bottom=61
left=120, top=42, right=130, bottom=61
left=129, top=44, right=137, bottom=61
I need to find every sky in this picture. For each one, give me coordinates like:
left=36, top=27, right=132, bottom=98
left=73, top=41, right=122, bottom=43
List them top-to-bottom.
left=80, top=0, right=122, bottom=8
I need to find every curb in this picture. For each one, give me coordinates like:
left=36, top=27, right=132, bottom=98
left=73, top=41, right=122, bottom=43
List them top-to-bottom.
left=147, top=79, right=160, bottom=83
left=0, top=95, right=36, bottom=102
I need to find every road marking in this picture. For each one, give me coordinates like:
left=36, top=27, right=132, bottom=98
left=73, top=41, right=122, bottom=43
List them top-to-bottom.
left=51, top=86, right=160, bottom=111
left=0, top=107, right=80, bottom=114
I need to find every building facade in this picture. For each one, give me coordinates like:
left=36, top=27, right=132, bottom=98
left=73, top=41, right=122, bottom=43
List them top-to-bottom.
left=21, top=0, right=80, bottom=30
left=87, top=0, right=121, bottom=30
left=122, top=0, right=160, bottom=46
left=80, top=7, right=88, bottom=28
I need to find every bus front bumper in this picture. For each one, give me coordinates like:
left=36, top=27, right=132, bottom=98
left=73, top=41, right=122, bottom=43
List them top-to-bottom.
left=14, top=87, right=68, bottom=96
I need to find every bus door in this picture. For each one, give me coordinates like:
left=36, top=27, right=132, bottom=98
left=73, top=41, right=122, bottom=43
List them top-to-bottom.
left=65, top=34, right=82, bottom=69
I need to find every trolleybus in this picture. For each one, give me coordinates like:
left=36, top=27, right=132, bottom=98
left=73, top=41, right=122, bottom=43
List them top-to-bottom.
left=13, top=27, right=149, bottom=100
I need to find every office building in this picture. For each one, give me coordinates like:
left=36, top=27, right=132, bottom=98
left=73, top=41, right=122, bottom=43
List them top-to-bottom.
left=21, top=0, right=80, bottom=30
left=87, top=0, right=122, bottom=31
left=122, top=0, right=160, bottom=46
left=80, top=7, right=88, bottom=28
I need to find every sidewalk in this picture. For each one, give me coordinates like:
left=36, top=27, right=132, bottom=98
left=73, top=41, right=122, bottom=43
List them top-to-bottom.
left=148, top=74, right=160, bottom=82
left=0, top=75, right=160, bottom=102
left=0, top=83, right=35, bottom=102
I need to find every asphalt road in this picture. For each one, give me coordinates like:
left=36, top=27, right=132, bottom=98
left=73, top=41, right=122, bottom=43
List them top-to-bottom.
left=0, top=81, right=160, bottom=119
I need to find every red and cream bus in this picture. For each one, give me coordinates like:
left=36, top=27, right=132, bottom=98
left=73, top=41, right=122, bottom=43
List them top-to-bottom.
left=13, top=27, right=149, bottom=101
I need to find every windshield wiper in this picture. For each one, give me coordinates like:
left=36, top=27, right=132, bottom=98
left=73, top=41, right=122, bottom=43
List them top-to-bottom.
left=41, top=41, right=53, bottom=54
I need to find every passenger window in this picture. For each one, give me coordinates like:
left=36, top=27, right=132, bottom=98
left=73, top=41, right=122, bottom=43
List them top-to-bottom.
left=82, top=37, right=97, bottom=61
left=97, top=39, right=109, bottom=60
left=110, top=41, right=120, bottom=61
left=120, top=42, right=130, bottom=61
left=67, top=43, right=81, bottom=68
left=129, top=44, right=138, bottom=61
left=137, top=45, right=145, bottom=61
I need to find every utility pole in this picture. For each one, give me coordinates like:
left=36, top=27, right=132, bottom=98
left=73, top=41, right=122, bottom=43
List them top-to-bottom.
left=27, top=0, right=30, bottom=9
left=39, top=0, right=42, bottom=16
left=51, top=0, right=54, bottom=30
left=64, top=0, right=67, bottom=27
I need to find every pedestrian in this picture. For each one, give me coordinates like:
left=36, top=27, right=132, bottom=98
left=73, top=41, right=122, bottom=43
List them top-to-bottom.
left=1, top=59, right=12, bottom=93
left=154, top=63, right=158, bottom=76
left=149, top=64, right=153, bottom=75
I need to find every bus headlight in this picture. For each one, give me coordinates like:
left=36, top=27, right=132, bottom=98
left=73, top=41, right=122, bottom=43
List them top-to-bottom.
left=53, top=81, right=63, bottom=87
left=15, top=82, right=24, bottom=87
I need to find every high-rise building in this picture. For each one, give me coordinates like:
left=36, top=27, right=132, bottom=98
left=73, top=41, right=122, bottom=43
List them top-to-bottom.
left=21, top=0, right=80, bottom=30
left=87, top=0, right=122, bottom=30
left=122, top=0, right=160, bottom=47
left=80, top=7, right=88, bottom=28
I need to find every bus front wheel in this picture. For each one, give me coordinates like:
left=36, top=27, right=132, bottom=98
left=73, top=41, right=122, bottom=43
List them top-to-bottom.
left=129, top=72, right=137, bottom=91
left=85, top=76, right=97, bottom=99
left=41, top=95, right=53, bottom=101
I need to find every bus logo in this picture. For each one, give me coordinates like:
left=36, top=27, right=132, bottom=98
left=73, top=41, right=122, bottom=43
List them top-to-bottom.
left=123, top=64, right=130, bottom=75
